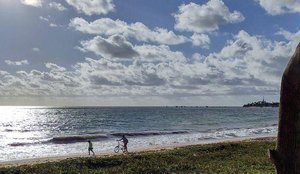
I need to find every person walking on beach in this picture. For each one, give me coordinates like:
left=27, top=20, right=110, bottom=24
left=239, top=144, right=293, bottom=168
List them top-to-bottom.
left=118, top=135, right=128, bottom=153
left=88, top=140, right=95, bottom=156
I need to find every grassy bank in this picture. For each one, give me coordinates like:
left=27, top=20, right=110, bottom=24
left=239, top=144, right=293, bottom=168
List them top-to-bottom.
left=0, top=139, right=276, bottom=174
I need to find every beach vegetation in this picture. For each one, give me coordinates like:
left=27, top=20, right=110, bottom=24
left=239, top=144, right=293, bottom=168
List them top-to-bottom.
left=0, top=139, right=276, bottom=174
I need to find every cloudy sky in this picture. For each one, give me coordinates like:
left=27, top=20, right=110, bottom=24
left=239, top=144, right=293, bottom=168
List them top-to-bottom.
left=0, top=0, right=299, bottom=106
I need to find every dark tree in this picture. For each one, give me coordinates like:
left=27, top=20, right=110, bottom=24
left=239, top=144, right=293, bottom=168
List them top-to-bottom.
left=269, top=43, right=300, bottom=173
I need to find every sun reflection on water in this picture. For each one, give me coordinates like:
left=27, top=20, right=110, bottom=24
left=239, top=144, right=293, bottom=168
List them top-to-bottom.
left=0, top=106, right=50, bottom=146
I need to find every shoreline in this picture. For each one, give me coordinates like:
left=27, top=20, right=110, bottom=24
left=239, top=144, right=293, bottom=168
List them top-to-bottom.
left=0, top=135, right=276, bottom=168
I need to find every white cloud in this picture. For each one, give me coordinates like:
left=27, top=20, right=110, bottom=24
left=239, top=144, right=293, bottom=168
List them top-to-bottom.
left=20, top=0, right=42, bottom=7
left=66, top=0, right=114, bottom=15
left=174, top=0, right=244, bottom=33
left=257, top=0, right=300, bottom=15
left=49, top=2, right=67, bottom=11
left=39, top=16, right=49, bottom=22
left=39, top=16, right=59, bottom=28
left=69, top=17, right=189, bottom=45
left=49, top=23, right=58, bottom=27
left=0, top=29, right=298, bottom=99
left=71, top=29, right=297, bottom=97
left=276, top=29, right=300, bottom=46
left=78, top=30, right=290, bottom=95
left=205, top=30, right=293, bottom=89
left=191, top=34, right=210, bottom=48
left=79, top=35, right=139, bottom=58
left=79, top=35, right=186, bottom=61
left=135, top=44, right=186, bottom=62
left=32, top=47, right=40, bottom=52
left=192, top=53, right=206, bottom=63
left=5, top=60, right=29, bottom=66
left=45, top=63, right=66, bottom=72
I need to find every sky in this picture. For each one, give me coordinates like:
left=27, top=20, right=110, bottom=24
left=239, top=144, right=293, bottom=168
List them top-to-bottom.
left=0, top=0, right=299, bottom=106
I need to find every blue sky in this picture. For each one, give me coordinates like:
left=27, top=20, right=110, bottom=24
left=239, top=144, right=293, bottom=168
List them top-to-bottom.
left=0, top=0, right=299, bottom=106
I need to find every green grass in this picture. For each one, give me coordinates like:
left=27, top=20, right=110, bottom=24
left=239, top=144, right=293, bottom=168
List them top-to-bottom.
left=0, top=140, right=276, bottom=174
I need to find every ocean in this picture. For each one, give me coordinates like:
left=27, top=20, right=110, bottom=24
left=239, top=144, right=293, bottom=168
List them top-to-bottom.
left=0, top=106, right=278, bottom=162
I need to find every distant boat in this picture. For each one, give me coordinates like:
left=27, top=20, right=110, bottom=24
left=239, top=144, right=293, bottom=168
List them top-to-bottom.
left=243, top=99, right=279, bottom=107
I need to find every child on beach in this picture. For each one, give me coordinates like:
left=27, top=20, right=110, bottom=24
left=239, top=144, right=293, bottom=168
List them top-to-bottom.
left=88, top=140, right=95, bottom=156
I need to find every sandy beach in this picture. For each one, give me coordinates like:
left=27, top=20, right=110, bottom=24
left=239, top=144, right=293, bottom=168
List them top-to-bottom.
left=0, top=135, right=276, bottom=168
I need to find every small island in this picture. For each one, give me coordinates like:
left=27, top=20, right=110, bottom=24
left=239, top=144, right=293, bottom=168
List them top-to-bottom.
left=243, top=99, right=279, bottom=107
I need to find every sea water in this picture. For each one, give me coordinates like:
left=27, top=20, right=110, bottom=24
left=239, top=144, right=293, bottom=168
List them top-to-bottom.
left=0, top=106, right=278, bottom=161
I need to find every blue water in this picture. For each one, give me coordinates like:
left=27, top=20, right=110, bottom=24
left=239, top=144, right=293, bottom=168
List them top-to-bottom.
left=0, top=106, right=278, bottom=161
